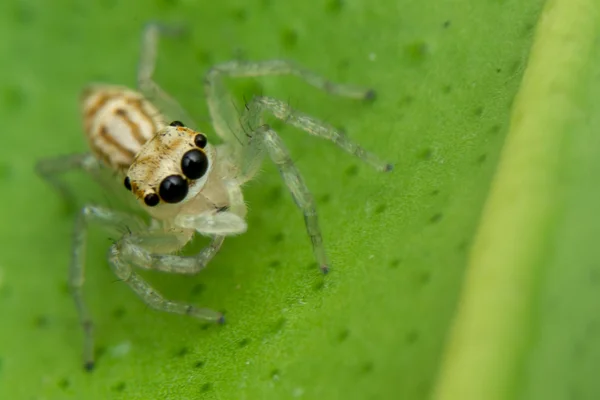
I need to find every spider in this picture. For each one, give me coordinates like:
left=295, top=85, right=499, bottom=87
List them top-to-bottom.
left=36, top=23, right=392, bottom=370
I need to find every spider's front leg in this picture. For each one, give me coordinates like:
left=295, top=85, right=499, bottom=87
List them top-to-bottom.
left=204, top=59, right=378, bottom=149
left=202, top=60, right=391, bottom=272
left=232, top=96, right=392, bottom=273
left=236, top=122, right=332, bottom=273
left=70, top=204, right=146, bottom=371
left=71, top=205, right=236, bottom=370
left=109, top=205, right=249, bottom=314
left=116, top=209, right=246, bottom=277
left=108, top=236, right=225, bottom=323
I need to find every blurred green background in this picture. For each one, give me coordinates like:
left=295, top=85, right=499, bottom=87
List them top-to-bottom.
left=1, top=0, right=599, bottom=399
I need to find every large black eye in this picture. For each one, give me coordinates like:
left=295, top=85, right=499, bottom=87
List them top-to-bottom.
left=169, top=120, right=184, bottom=127
left=194, top=134, right=207, bottom=148
left=181, top=149, right=208, bottom=180
left=159, top=175, right=188, bottom=203
left=124, top=176, right=132, bottom=191
left=144, top=193, right=160, bottom=207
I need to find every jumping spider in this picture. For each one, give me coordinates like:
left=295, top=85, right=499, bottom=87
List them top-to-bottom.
left=36, top=23, right=392, bottom=370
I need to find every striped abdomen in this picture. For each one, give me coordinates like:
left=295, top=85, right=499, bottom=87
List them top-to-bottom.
left=81, top=85, right=166, bottom=171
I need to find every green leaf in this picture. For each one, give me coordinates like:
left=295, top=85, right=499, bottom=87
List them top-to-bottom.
left=2, top=0, right=598, bottom=399
left=433, top=1, right=600, bottom=399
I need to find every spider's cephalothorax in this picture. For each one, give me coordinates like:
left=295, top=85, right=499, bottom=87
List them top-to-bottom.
left=36, top=23, right=392, bottom=371
left=123, top=122, right=220, bottom=220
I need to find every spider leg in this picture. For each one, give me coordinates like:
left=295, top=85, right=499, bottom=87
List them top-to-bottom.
left=137, top=22, right=196, bottom=127
left=204, top=59, right=376, bottom=149
left=233, top=96, right=392, bottom=273
left=241, top=96, right=392, bottom=175
left=233, top=122, right=330, bottom=273
left=36, top=152, right=138, bottom=215
left=35, top=153, right=106, bottom=209
left=118, top=182, right=247, bottom=273
left=70, top=204, right=145, bottom=371
left=70, top=204, right=233, bottom=370
left=108, top=232, right=229, bottom=325
left=127, top=234, right=226, bottom=274
left=108, top=242, right=224, bottom=320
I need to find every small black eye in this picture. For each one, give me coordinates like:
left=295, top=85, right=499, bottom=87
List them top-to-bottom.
left=169, top=121, right=185, bottom=127
left=194, top=134, right=207, bottom=148
left=181, top=149, right=208, bottom=180
left=159, top=175, right=188, bottom=203
left=124, top=176, right=132, bottom=191
left=144, top=193, right=160, bottom=207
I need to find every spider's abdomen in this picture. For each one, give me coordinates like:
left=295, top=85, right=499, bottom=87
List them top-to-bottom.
left=81, top=85, right=166, bottom=171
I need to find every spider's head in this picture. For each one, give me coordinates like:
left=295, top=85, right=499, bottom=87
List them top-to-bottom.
left=124, top=121, right=213, bottom=217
